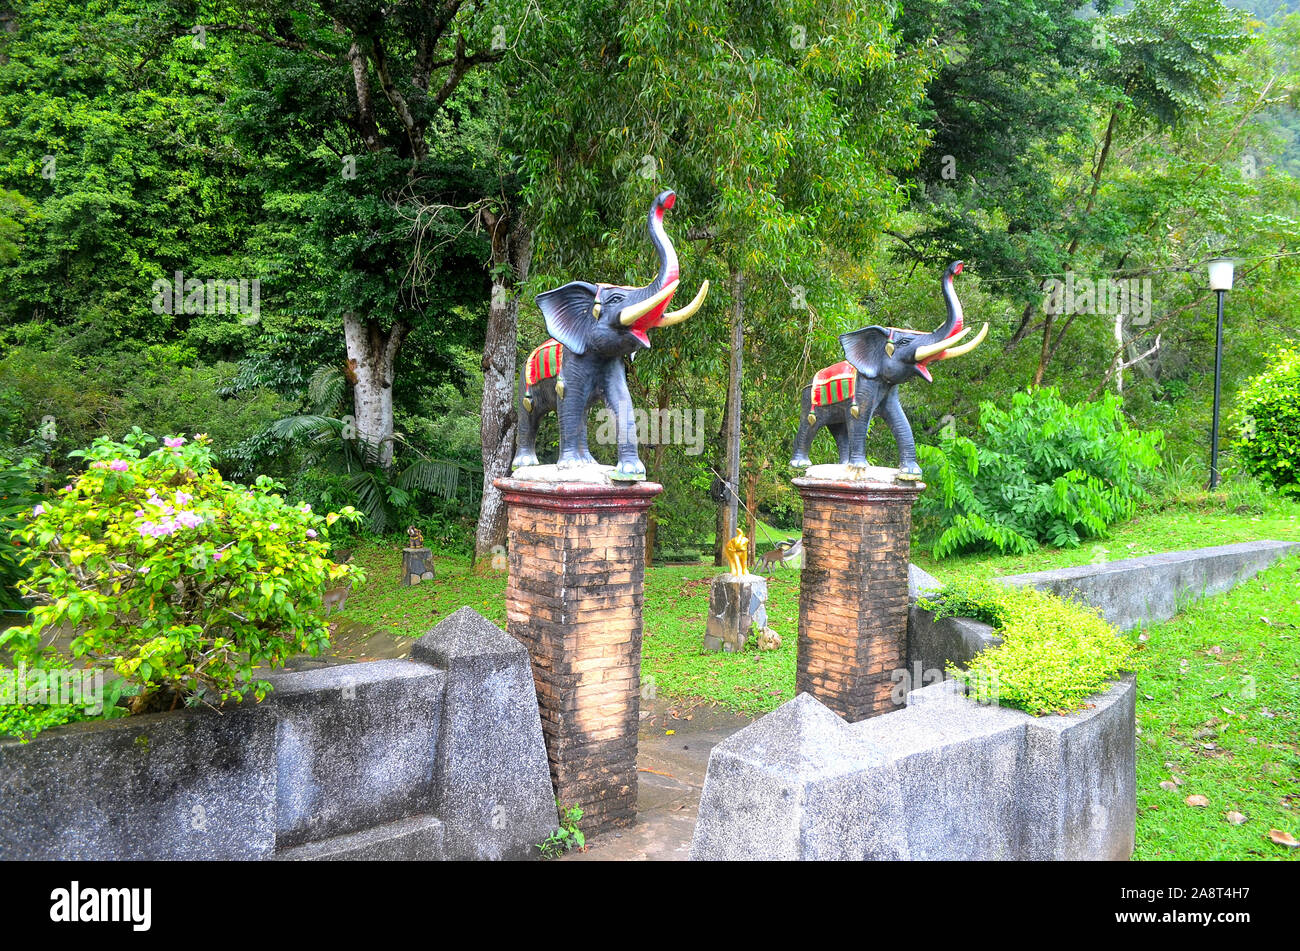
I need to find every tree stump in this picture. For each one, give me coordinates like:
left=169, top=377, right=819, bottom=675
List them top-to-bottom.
left=403, top=547, right=435, bottom=586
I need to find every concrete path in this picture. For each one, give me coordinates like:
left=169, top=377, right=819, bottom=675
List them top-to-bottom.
left=562, top=699, right=753, bottom=861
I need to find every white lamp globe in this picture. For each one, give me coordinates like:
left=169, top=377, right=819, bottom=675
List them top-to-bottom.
left=1207, top=257, right=1235, bottom=292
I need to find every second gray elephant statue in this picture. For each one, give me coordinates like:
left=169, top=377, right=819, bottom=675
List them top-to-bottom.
left=789, top=261, right=987, bottom=480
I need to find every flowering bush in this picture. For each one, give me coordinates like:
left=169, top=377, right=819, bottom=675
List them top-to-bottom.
left=2, top=429, right=364, bottom=709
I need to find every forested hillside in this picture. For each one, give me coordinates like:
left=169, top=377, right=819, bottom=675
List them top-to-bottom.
left=2, top=0, right=1299, bottom=563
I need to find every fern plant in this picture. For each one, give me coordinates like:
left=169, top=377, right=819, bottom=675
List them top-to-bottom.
left=916, top=389, right=1163, bottom=558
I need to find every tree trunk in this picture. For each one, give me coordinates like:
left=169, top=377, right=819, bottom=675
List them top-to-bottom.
left=474, top=204, right=532, bottom=569
left=721, top=269, right=744, bottom=552
left=1113, top=311, right=1125, bottom=395
left=1032, top=313, right=1053, bottom=387
left=343, top=314, right=410, bottom=470
left=744, top=469, right=758, bottom=565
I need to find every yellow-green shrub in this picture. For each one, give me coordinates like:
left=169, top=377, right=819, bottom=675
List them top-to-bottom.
left=920, top=580, right=1138, bottom=715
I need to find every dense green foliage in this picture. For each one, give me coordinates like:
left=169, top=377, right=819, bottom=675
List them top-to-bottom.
left=0, top=0, right=1298, bottom=560
left=1233, top=346, right=1300, bottom=495
left=915, top=389, right=1165, bottom=556
left=2, top=431, right=363, bottom=708
left=0, top=452, right=48, bottom=608
left=920, top=580, right=1140, bottom=715
left=0, top=652, right=114, bottom=742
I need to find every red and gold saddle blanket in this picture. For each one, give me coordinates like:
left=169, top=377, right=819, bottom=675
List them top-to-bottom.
left=525, top=339, right=563, bottom=387
left=811, top=361, right=855, bottom=407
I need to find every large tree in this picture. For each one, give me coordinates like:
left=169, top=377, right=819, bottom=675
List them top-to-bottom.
left=889, top=0, right=1256, bottom=386
left=197, top=1, right=508, bottom=469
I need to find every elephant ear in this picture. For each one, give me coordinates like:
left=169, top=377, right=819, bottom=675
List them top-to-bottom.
left=536, top=281, right=600, bottom=356
left=839, top=326, right=890, bottom=379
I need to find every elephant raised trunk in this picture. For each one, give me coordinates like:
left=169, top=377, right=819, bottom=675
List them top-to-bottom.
left=512, top=190, right=710, bottom=479
left=790, top=261, right=987, bottom=480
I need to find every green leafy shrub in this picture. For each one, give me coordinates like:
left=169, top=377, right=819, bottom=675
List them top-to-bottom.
left=1232, top=346, right=1300, bottom=497
left=915, top=389, right=1164, bottom=557
left=2, top=430, right=364, bottom=710
left=0, top=453, right=49, bottom=609
left=920, top=580, right=1139, bottom=716
left=0, top=654, right=132, bottom=741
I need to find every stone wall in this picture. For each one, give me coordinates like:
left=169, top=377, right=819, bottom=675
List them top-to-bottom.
left=908, top=540, right=1300, bottom=674
left=996, top=540, right=1299, bottom=631
left=0, top=607, right=557, bottom=861
left=691, top=678, right=1136, bottom=861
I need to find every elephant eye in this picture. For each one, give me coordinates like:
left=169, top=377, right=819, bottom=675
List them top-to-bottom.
left=606, top=293, right=625, bottom=305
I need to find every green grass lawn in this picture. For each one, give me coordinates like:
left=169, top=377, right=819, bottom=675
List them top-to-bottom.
left=341, top=498, right=1300, bottom=718
left=913, top=499, right=1300, bottom=583
left=335, top=543, right=509, bottom=634
left=1131, top=555, right=1300, bottom=860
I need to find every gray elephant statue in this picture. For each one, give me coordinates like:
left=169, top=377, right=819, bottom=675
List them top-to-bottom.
left=512, top=189, right=709, bottom=480
left=789, top=261, right=986, bottom=480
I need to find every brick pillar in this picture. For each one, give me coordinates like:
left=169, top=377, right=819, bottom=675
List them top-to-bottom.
left=793, top=475, right=923, bottom=722
left=494, top=477, right=662, bottom=837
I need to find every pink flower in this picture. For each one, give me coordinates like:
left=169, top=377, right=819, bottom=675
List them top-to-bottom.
left=164, top=436, right=186, bottom=448
left=109, top=460, right=129, bottom=472
left=90, top=461, right=107, bottom=470
left=62, top=485, right=72, bottom=492
left=174, top=490, right=193, bottom=506
left=32, top=504, right=45, bottom=516
left=300, top=504, right=311, bottom=513
left=134, top=509, right=145, bottom=517
left=174, top=511, right=204, bottom=529
left=137, top=519, right=177, bottom=538
left=269, top=523, right=279, bottom=532
left=306, top=529, right=317, bottom=539
left=213, top=550, right=226, bottom=562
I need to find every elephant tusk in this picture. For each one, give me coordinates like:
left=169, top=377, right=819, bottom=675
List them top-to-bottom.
left=619, top=280, right=680, bottom=326
left=656, top=280, right=709, bottom=327
left=936, top=322, right=988, bottom=360
left=914, top=325, right=972, bottom=363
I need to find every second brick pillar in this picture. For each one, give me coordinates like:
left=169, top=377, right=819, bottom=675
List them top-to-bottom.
left=792, top=474, right=923, bottom=722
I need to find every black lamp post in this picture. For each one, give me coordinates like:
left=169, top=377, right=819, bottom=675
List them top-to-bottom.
left=1207, top=257, right=1235, bottom=490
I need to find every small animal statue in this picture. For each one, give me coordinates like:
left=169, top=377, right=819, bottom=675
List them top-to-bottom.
left=406, top=525, right=424, bottom=549
left=723, top=527, right=750, bottom=577
left=760, top=537, right=802, bottom=575
left=756, top=627, right=782, bottom=651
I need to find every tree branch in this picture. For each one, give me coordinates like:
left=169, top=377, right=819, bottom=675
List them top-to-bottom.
left=192, top=23, right=344, bottom=63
